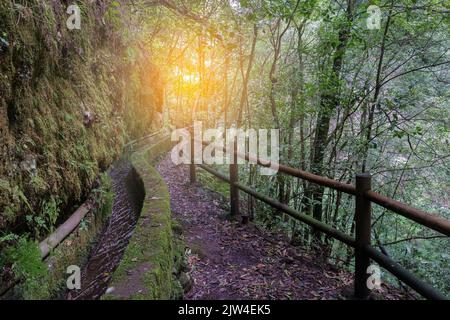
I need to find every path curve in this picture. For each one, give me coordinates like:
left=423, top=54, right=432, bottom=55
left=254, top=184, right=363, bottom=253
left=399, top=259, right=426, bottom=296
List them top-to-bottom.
left=156, top=153, right=352, bottom=300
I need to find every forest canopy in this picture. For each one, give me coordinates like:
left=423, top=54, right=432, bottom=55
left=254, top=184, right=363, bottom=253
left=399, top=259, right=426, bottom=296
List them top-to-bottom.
left=134, top=0, right=450, bottom=295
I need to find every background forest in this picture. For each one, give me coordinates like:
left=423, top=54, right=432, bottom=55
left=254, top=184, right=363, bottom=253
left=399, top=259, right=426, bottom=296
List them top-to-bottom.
left=135, top=0, right=450, bottom=295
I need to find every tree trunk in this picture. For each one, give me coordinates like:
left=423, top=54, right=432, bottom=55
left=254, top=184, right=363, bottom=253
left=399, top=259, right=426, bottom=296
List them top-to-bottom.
left=308, top=0, right=355, bottom=244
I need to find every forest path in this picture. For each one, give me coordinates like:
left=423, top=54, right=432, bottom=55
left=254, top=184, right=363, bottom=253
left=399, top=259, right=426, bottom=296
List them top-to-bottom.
left=156, top=153, right=352, bottom=300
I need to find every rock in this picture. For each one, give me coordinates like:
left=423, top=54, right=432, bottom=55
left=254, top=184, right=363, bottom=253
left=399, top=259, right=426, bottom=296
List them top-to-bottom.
left=0, top=37, right=9, bottom=54
left=83, top=111, right=98, bottom=127
left=20, top=154, right=37, bottom=177
left=180, top=257, right=190, bottom=273
left=179, top=272, right=193, bottom=293
left=105, top=287, right=115, bottom=294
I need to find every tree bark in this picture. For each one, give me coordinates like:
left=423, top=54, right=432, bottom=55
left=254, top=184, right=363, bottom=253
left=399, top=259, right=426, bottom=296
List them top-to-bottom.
left=308, top=0, right=355, bottom=243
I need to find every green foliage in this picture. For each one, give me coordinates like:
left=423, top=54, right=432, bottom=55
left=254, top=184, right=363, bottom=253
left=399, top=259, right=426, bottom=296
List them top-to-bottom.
left=0, top=0, right=158, bottom=235
left=139, top=0, right=449, bottom=297
left=104, top=1, right=123, bottom=28
left=197, top=166, right=230, bottom=198
left=93, top=173, right=114, bottom=220
left=30, top=174, right=48, bottom=193
left=25, top=196, right=60, bottom=239
left=41, top=196, right=60, bottom=228
left=79, top=218, right=89, bottom=231
left=0, top=232, right=19, bottom=244
left=0, top=236, right=50, bottom=299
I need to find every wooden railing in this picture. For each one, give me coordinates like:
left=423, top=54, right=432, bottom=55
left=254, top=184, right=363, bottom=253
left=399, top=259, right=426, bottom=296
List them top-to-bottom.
left=123, top=129, right=165, bottom=153
left=189, top=135, right=450, bottom=300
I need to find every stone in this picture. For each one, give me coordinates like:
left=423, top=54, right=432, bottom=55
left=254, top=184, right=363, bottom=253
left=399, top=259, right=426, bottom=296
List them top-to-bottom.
left=179, top=272, right=193, bottom=293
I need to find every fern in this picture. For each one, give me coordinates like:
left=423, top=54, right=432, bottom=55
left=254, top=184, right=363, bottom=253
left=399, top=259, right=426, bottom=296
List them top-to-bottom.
left=0, top=236, right=50, bottom=299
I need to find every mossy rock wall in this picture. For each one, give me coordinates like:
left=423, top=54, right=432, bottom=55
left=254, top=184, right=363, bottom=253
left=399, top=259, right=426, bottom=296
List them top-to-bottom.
left=0, top=1, right=162, bottom=238
left=104, top=135, right=184, bottom=300
left=0, top=174, right=113, bottom=300
left=43, top=174, right=114, bottom=299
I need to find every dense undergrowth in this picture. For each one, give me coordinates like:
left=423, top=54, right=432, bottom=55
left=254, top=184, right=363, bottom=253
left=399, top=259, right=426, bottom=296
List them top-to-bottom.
left=0, top=172, right=114, bottom=299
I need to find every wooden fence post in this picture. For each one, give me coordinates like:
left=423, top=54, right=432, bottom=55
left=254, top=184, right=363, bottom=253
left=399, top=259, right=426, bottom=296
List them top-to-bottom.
left=190, top=131, right=196, bottom=184
left=230, top=138, right=239, bottom=218
left=354, top=172, right=372, bottom=299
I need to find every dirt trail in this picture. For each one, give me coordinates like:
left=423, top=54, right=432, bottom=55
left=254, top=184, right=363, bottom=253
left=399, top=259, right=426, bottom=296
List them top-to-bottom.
left=156, top=153, right=353, bottom=300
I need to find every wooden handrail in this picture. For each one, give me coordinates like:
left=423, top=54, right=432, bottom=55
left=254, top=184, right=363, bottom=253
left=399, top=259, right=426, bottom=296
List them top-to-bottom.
left=124, top=129, right=165, bottom=150
left=191, top=137, right=449, bottom=300
left=196, top=138, right=450, bottom=236
left=198, top=138, right=357, bottom=194
left=197, top=164, right=447, bottom=300
left=198, top=164, right=356, bottom=247
left=365, top=190, right=450, bottom=237
left=39, top=203, right=90, bottom=259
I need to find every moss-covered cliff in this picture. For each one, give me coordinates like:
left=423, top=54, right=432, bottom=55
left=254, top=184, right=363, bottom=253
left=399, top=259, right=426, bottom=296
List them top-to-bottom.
left=0, top=0, right=162, bottom=238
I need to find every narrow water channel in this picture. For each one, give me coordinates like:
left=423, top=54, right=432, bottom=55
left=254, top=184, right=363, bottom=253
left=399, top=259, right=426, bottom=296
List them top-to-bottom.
left=66, top=159, right=144, bottom=300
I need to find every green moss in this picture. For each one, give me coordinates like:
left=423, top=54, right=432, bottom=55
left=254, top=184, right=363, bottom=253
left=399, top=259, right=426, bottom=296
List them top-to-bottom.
left=0, top=0, right=159, bottom=236
left=0, top=0, right=165, bottom=298
left=0, top=174, right=113, bottom=299
left=43, top=174, right=114, bottom=298
left=0, top=236, right=50, bottom=299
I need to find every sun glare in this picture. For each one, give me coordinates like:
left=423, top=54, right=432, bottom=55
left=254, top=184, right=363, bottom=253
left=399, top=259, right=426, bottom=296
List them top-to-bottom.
left=182, top=74, right=200, bottom=83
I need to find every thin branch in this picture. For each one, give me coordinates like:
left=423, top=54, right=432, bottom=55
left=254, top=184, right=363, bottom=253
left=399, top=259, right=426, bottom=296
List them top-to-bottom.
left=382, top=235, right=447, bottom=246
